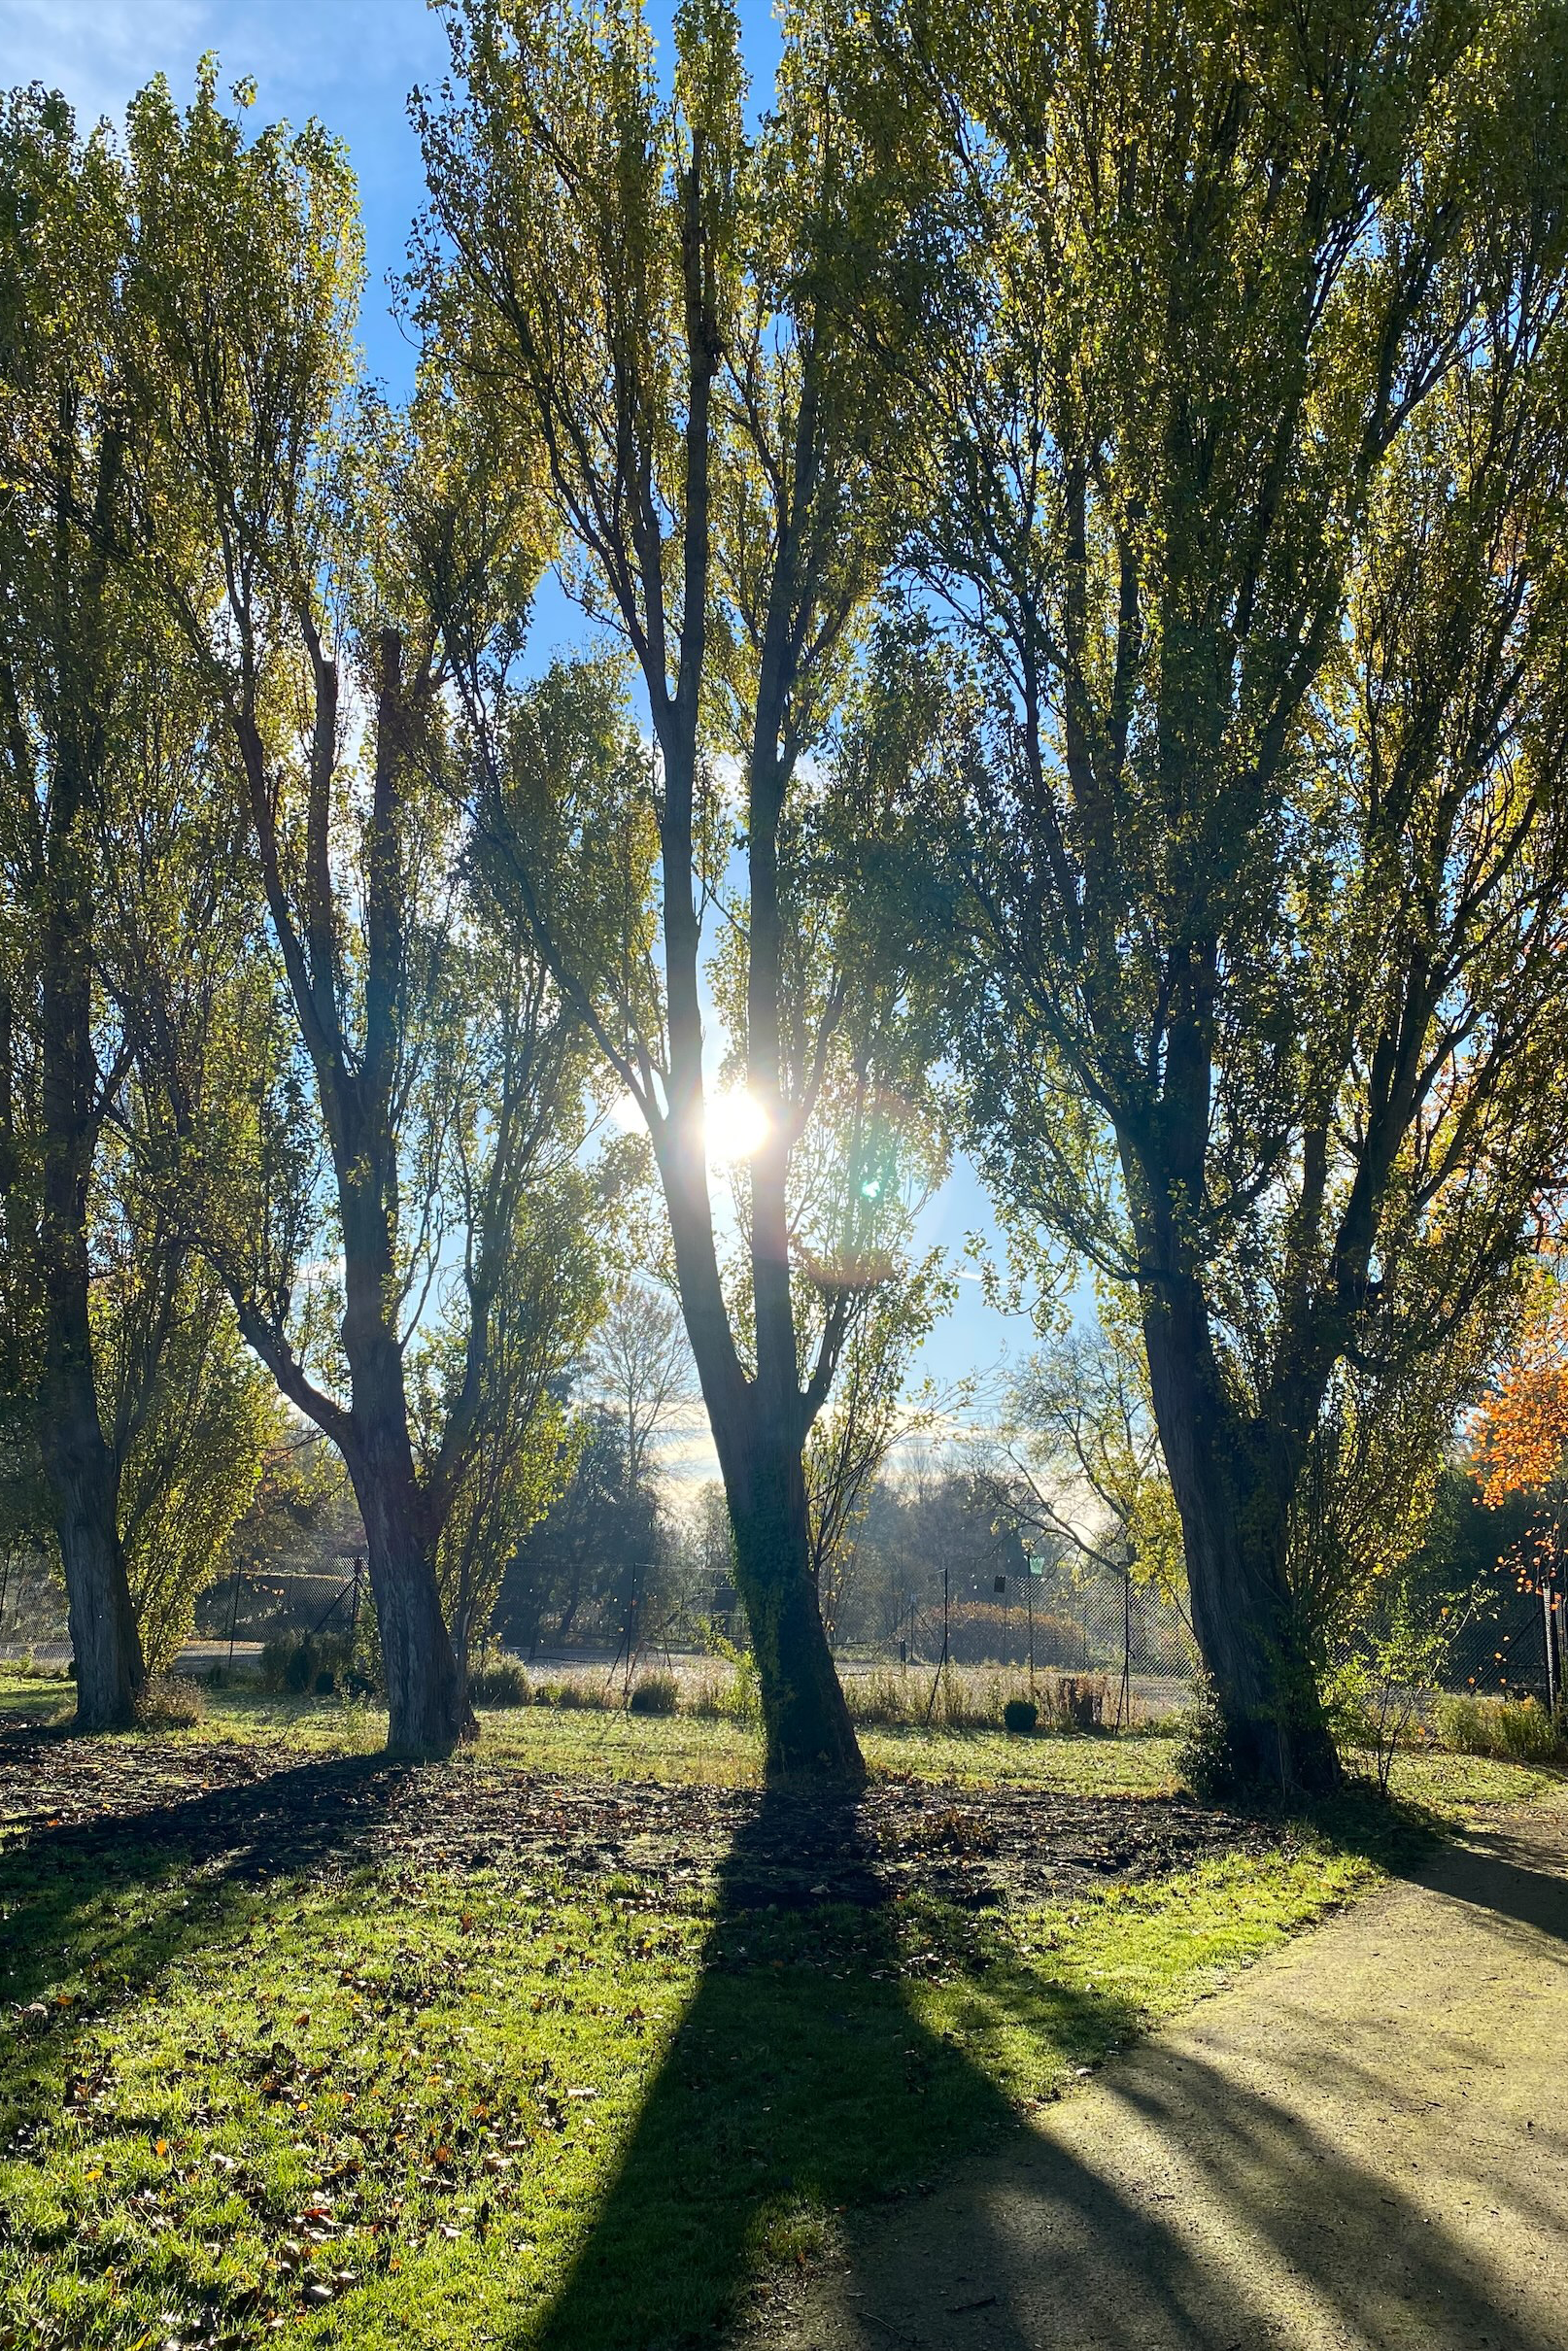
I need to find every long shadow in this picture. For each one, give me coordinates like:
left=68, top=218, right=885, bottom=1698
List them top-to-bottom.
left=9, top=1727, right=1562, bottom=2350
left=0, top=1742, right=415, bottom=2140
left=527, top=1783, right=1153, bottom=2351
left=528, top=1787, right=1568, bottom=2351
left=1412, top=1817, right=1568, bottom=1943
left=800, top=1818, right=1568, bottom=2351
left=809, top=2037, right=1568, bottom=2351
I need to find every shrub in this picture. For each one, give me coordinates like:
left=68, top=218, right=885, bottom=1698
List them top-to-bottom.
left=258, top=1631, right=359, bottom=1698
left=721, top=1650, right=761, bottom=1724
left=7, top=1652, right=73, bottom=1683
left=469, top=1657, right=531, bottom=1707
left=685, top=1664, right=732, bottom=1718
left=628, top=1670, right=679, bottom=1715
left=1176, top=1673, right=1238, bottom=1798
left=133, top=1674, right=206, bottom=1729
left=1048, top=1674, right=1107, bottom=1731
left=1436, top=1691, right=1567, bottom=1765
left=1003, top=1695, right=1039, bottom=1736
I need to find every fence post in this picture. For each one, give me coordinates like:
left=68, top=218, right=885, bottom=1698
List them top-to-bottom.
left=225, top=1559, right=244, bottom=1673
left=924, top=1560, right=950, bottom=1726
left=1117, top=1565, right=1132, bottom=1730
left=1546, top=1578, right=1561, bottom=1717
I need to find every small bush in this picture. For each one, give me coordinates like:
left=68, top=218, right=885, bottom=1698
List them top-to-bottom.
left=258, top=1631, right=360, bottom=1698
left=260, top=1633, right=309, bottom=1693
left=721, top=1650, right=762, bottom=1724
left=469, top=1657, right=531, bottom=1707
left=685, top=1664, right=732, bottom=1718
left=628, top=1670, right=679, bottom=1715
left=1176, top=1672, right=1238, bottom=1798
left=133, top=1674, right=206, bottom=1729
left=1049, top=1675, right=1106, bottom=1731
left=1436, top=1691, right=1567, bottom=1765
left=1003, top=1695, right=1039, bottom=1736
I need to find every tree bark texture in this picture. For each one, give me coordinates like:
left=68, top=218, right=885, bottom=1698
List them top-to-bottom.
left=35, top=762, right=144, bottom=1732
left=330, top=1175, right=472, bottom=1757
left=1141, top=1278, right=1340, bottom=1795
left=37, top=1300, right=145, bottom=1731
left=713, top=1399, right=865, bottom=1782
left=341, top=1412, right=471, bottom=1756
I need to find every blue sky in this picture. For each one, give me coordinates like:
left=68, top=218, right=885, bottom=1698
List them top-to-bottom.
left=0, top=0, right=1045, bottom=1440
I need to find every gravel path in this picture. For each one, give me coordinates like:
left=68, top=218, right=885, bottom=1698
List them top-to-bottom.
left=750, top=1799, right=1568, bottom=2351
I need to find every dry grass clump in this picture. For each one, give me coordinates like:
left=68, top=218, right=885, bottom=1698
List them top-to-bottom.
left=465, top=1652, right=1130, bottom=1735
left=842, top=1664, right=1111, bottom=1733
left=132, top=1673, right=207, bottom=1728
left=1435, top=1691, right=1566, bottom=1766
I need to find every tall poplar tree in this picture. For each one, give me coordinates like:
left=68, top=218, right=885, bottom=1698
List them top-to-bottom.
left=416, top=0, right=950, bottom=1778
left=857, top=0, right=1568, bottom=1786
left=123, top=73, right=601, bottom=1755
left=0, top=91, right=151, bottom=1726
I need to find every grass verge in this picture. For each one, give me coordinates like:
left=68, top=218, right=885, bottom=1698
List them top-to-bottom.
left=0, top=1686, right=1552, bottom=2350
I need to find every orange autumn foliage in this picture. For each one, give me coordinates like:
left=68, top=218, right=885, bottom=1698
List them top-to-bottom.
left=1474, top=1296, right=1568, bottom=1505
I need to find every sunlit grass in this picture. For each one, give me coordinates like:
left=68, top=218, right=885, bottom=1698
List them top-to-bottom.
left=4, top=1666, right=1558, bottom=1815
left=0, top=1669, right=1555, bottom=2348
left=0, top=1805, right=1391, bottom=2351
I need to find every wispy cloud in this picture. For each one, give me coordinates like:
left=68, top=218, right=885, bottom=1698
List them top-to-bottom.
left=0, top=0, right=206, bottom=122
left=0, top=1, right=445, bottom=133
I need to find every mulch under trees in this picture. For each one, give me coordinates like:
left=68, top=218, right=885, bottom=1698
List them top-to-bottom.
left=0, top=1719, right=1268, bottom=1917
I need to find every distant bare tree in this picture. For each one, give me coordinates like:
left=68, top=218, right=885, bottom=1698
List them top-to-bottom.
left=584, top=1282, right=699, bottom=1498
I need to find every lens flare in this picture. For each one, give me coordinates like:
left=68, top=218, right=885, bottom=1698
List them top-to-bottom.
left=704, top=1087, right=768, bottom=1164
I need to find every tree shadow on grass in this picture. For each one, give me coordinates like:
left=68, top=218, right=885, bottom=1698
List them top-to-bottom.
left=0, top=1747, right=412, bottom=2137
left=527, top=1783, right=1568, bottom=2351
left=528, top=1784, right=1146, bottom=2351
left=708, top=1798, right=1568, bottom=2351
left=804, top=2024, right=1568, bottom=2351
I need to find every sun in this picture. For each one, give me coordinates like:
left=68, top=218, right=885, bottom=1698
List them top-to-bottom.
left=705, top=1086, right=769, bottom=1165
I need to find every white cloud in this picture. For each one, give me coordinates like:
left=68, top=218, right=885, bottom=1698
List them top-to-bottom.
left=0, top=0, right=206, bottom=123
left=0, top=0, right=445, bottom=133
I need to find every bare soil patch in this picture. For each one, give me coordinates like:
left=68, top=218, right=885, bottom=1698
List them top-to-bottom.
left=0, top=1718, right=1263, bottom=1911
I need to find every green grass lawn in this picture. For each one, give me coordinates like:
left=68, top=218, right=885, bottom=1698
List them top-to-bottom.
left=0, top=1670, right=1555, bottom=2350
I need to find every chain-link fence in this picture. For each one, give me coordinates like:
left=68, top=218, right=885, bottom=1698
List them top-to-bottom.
left=831, top=1564, right=1200, bottom=1720
left=1442, top=1577, right=1563, bottom=1706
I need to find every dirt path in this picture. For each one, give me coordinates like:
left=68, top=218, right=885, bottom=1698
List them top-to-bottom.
left=754, top=1801, right=1568, bottom=2351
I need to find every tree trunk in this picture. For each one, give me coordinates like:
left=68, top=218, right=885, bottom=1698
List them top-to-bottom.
left=34, top=765, right=144, bottom=1732
left=330, top=1113, right=473, bottom=1755
left=35, top=1256, right=145, bottom=1731
left=1142, top=1282, right=1340, bottom=1796
left=340, top=1391, right=472, bottom=1758
left=717, top=1404, right=864, bottom=1782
